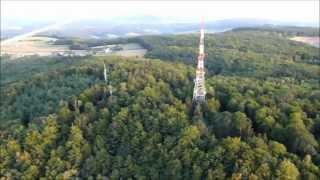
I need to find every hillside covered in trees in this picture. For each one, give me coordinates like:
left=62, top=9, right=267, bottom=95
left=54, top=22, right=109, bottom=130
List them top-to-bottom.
left=0, top=28, right=319, bottom=179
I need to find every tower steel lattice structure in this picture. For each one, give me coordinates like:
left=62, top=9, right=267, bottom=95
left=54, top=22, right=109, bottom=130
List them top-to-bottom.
left=192, top=21, right=206, bottom=103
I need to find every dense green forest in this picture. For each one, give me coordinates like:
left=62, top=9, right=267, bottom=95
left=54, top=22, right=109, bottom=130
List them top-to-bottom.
left=232, top=26, right=320, bottom=37
left=0, top=28, right=319, bottom=179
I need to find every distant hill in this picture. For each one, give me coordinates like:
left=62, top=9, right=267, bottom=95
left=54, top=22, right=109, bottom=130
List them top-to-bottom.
left=3, top=17, right=318, bottom=40
left=41, top=18, right=318, bottom=38
left=232, top=26, right=320, bottom=36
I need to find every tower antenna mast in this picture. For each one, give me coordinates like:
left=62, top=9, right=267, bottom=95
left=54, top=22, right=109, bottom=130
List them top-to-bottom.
left=192, top=18, right=206, bottom=103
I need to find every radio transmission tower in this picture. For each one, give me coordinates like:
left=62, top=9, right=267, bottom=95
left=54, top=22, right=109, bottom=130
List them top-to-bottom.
left=192, top=20, right=206, bottom=103
left=103, top=63, right=113, bottom=96
left=104, top=63, right=108, bottom=82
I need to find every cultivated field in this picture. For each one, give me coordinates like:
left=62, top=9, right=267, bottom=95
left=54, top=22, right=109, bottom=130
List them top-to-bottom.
left=1, top=36, right=69, bottom=57
left=1, top=36, right=147, bottom=58
left=290, top=36, right=320, bottom=47
left=95, top=43, right=147, bottom=57
left=114, top=43, right=147, bottom=57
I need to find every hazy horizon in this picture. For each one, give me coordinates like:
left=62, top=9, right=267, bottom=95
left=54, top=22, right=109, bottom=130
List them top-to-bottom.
left=2, top=1, right=319, bottom=28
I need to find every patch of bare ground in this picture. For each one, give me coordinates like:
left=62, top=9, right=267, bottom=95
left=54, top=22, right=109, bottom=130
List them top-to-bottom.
left=290, top=36, right=320, bottom=47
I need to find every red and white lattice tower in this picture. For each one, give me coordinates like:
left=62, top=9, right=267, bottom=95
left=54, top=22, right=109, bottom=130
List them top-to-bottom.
left=192, top=20, right=206, bottom=103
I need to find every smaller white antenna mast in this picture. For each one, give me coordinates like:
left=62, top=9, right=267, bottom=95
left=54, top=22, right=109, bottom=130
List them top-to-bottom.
left=104, top=63, right=107, bottom=82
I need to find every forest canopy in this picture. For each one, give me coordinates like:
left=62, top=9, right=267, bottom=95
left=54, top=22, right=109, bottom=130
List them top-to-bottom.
left=0, top=28, right=319, bottom=179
